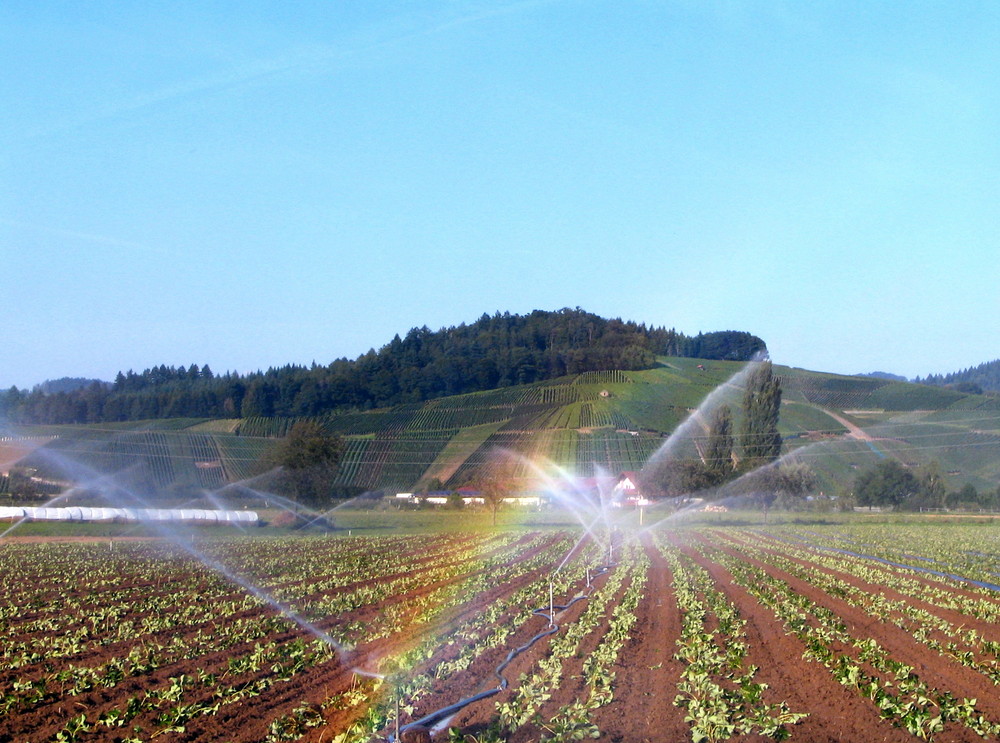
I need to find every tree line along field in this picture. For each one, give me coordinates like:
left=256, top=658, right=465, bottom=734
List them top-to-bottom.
left=0, top=312, right=767, bottom=428
left=13, top=359, right=1000, bottom=496
left=7, top=521, right=1000, bottom=741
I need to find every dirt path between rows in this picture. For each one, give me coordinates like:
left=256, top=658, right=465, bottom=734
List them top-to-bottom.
left=588, top=533, right=689, bottom=743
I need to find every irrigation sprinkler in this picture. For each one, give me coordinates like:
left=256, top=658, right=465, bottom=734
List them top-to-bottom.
left=548, top=580, right=555, bottom=628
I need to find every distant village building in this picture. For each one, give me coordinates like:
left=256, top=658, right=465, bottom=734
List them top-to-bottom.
left=396, top=471, right=649, bottom=509
left=613, top=471, right=651, bottom=507
left=615, top=472, right=640, bottom=498
left=394, top=488, right=542, bottom=508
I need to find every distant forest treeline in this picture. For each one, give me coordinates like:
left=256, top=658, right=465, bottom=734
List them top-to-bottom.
left=1, top=309, right=766, bottom=426
left=916, top=359, right=1000, bottom=394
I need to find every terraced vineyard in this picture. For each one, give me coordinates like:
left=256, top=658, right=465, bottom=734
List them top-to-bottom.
left=13, top=359, right=1000, bottom=495
left=779, top=374, right=890, bottom=409
left=19, top=427, right=272, bottom=491
left=6, top=521, right=1000, bottom=741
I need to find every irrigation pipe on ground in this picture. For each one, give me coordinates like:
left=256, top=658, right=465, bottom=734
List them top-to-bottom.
left=391, top=562, right=615, bottom=741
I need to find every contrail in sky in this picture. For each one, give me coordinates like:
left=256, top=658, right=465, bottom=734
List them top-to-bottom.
left=18, top=0, right=557, bottom=143
left=0, top=218, right=171, bottom=257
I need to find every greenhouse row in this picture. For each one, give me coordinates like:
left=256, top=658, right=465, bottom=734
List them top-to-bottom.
left=0, top=506, right=259, bottom=523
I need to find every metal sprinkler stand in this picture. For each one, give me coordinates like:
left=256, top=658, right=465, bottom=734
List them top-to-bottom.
left=548, top=580, right=554, bottom=628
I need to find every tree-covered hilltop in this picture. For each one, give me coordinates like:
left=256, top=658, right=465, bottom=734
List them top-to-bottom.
left=1, top=308, right=766, bottom=425
left=916, top=359, right=1000, bottom=394
left=32, top=377, right=110, bottom=395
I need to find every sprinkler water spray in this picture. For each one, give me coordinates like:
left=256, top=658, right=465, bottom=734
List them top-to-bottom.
left=5, top=355, right=835, bottom=743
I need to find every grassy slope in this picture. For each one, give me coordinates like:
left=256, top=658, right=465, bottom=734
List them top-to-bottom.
left=11, top=359, right=1000, bottom=495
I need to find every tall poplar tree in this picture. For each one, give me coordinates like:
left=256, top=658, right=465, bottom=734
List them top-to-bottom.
left=740, top=361, right=782, bottom=469
left=704, top=404, right=735, bottom=484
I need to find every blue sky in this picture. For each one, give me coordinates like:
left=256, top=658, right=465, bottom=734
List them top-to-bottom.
left=3, top=1, right=999, bottom=389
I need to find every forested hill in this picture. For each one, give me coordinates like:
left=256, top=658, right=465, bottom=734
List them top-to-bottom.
left=1, top=308, right=765, bottom=425
left=916, top=359, right=1000, bottom=394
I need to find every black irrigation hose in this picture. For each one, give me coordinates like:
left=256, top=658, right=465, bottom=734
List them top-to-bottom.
left=391, top=563, right=614, bottom=740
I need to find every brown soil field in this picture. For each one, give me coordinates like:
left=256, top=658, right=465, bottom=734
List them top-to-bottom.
left=3, top=524, right=1000, bottom=742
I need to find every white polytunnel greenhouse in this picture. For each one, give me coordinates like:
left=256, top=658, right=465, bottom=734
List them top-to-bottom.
left=0, top=506, right=259, bottom=524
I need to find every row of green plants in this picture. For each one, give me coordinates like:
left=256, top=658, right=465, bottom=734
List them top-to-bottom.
left=775, top=524, right=1000, bottom=589
left=748, top=528, right=1000, bottom=621
left=0, top=531, right=597, bottom=741
left=729, top=531, right=1000, bottom=687
left=257, top=532, right=584, bottom=741
left=0, top=534, right=486, bottom=642
left=701, top=534, right=1000, bottom=740
left=1, top=535, right=504, bottom=710
left=327, top=535, right=596, bottom=742
left=0, top=537, right=476, bottom=712
left=658, top=538, right=806, bottom=742
left=537, top=542, right=650, bottom=742
left=496, top=549, right=633, bottom=734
